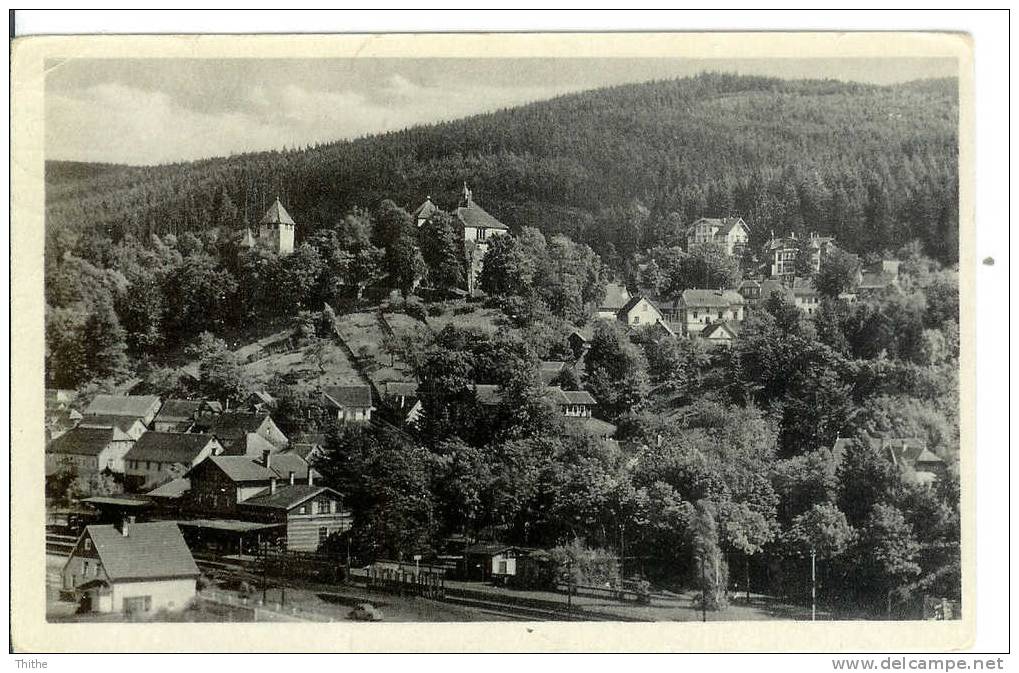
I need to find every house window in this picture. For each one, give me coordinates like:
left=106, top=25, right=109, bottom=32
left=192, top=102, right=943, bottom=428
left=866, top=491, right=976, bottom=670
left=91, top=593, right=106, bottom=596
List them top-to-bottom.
left=477, top=228, right=487, bottom=241
left=718, top=310, right=723, bottom=319
left=692, top=311, right=698, bottom=320
left=633, top=315, right=640, bottom=325
left=330, top=500, right=337, bottom=514
left=317, top=501, right=329, bottom=514
left=299, top=506, right=307, bottom=514
left=319, top=527, right=329, bottom=544
left=84, top=539, right=92, bottom=551
left=83, top=560, right=89, bottom=575
left=498, top=560, right=508, bottom=575
left=94, top=563, right=102, bottom=578
left=123, top=596, right=151, bottom=613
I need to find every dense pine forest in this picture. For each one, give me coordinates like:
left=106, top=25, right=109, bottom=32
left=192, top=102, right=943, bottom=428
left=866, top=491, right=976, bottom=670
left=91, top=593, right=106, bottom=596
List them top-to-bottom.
left=46, top=73, right=959, bottom=269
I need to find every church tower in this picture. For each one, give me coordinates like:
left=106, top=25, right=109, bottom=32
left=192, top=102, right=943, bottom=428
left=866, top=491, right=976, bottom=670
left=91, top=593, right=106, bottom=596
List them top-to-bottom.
left=260, top=197, right=296, bottom=255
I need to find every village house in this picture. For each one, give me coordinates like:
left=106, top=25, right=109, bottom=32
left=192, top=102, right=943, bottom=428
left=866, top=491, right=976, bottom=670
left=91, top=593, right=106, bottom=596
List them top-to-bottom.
left=686, top=216, right=750, bottom=256
left=765, top=232, right=838, bottom=279
left=857, top=259, right=902, bottom=294
left=791, top=277, right=822, bottom=315
left=738, top=278, right=794, bottom=309
left=595, top=282, right=633, bottom=320
left=677, top=289, right=746, bottom=337
left=617, top=295, right=675, bottom=336
left=699, top=320, right=740, bottom=346
left=381, top=381, right=422, bottom=427
left=319, top=384, right=374, bottom=423
left=550, top=388, right=598, bottom=418
left=45, top=389, right=82, bottom=441
left=245, top=391, right=277, bottom=414
left=83, top=394, right=163, bottom=428
left=151, top=399, right=222, bottom=433
left=191, top=411, right=288, bottom=455
left=78, top=414, right=147, bottom=443
left=46, top=427, right=135, bottom=494
left=124, top=432, right=225, bottom=492
left=884, top=437, right=947, bottom=486
left=184, top=451, right=317, bottom=518
left=238, top=478, right=351, bottom=552
left=61, top=519, right=200, bottom=615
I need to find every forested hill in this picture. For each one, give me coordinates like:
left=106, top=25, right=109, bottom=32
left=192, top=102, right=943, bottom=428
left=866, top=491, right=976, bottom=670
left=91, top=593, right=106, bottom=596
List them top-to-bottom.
left=46, top=73, right=960, bottom=265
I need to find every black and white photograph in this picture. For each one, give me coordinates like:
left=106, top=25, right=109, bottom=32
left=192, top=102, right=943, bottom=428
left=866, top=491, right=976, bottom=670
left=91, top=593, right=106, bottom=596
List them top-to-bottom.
left=10, top=24, right=988, bottom=655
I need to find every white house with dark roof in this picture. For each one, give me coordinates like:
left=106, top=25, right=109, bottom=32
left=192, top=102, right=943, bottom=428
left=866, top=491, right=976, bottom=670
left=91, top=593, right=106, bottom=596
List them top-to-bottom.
left=412, top=196, right=439, bottom=227
left=686, top=217, right=750, bottom=256
left=791, top=277, right=822, bottom=315
left=596, top=282, right=633, bottom=320
left=677, top=289, right=746, bottom=337
left=320, top=384, right=374, bottom=423
left=549, top=387, right=598, bottom=418
left=83, top=395, right=163, bottom=428
left=46, top=426, right=137, bottom=486
left=124, top=432, right=224, bottom=491
left=61, top=520, right=200, bottom=614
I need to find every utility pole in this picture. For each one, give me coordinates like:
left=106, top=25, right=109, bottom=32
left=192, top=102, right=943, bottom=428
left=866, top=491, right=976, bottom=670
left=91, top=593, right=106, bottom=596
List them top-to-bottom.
left=811, top=548, right=817, bottom=622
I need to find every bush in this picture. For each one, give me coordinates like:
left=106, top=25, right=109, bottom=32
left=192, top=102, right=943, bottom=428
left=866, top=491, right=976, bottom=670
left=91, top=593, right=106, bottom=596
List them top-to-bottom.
left=403, top=297, right=428, bottom=322
left=426, top=304, right=445, bottom=317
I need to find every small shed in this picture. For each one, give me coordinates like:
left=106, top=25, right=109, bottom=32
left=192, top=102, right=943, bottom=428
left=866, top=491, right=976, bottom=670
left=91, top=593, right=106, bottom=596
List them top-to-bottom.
left=463, top=543, right=521, bottom=582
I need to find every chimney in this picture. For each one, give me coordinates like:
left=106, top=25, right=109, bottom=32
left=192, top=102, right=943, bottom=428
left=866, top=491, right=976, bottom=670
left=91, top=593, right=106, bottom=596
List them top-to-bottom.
left=262, top=449, right=272, bottom=469
left=307, top=470, right=314, bottom=486
left=289, top=471, right=295, bottom=485
left=270, top=477, right=277, bottom=495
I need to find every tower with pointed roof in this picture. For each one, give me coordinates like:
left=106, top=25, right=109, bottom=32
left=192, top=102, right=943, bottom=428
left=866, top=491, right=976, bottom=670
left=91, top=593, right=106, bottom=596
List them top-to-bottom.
left=260, top=197, right=296, bottom=255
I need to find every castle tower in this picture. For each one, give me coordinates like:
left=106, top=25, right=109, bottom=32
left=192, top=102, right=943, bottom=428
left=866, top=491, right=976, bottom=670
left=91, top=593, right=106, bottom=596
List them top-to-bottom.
left=260, top=197, right=296, bottom=255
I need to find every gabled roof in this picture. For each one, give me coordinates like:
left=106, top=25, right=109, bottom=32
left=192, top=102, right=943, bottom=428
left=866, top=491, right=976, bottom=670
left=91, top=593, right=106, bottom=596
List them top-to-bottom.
left=261, top=197, right=295, bottom=226
left=412, top=197, right=439, bottom=222
left=455, top=201, right=509, bottom=231
left=717, top=217, right=750, bottom=236
left=791, top=277, right=820, bottom=296
left=757, top=279, right=794, bottom=302
left=600, top=282, right=632, bottom=311
left=680, top=289, right=745, bottom=308
left=619, top=295, right=655, bottom=315
left=701, top=321, right=739, bottom=340
left=383, top=381, right=419, bottom=398
left=321, top=385, right=373, bottom=409
left=554, top=389, right=597, bottom=406
left=248, top=391, right=276, bottom=407
left=84, top=395, right=161, bottom=419
left=153, top=399, right=204, bottom=423
left=192, top=412, right=269, bottom=437
left=78, top=414, right=143, bottom=433
left=564, top=416, right=618, bottom=437
left=47, top=427, right=113, bottom=456
left=125, top=432, right=218, bottom=464
left=220, top=432, right=278, bottom=457
left=884, top=438, right=943, bottom=467
left=201, top=453, right=314, bottom=483
left=146, top=477, right=191, bottom=499
left=240, top=484, right=339, bottom=511
left=81, top=522, right=199, bottom=581
left=464, top=543, right=516, bottom=556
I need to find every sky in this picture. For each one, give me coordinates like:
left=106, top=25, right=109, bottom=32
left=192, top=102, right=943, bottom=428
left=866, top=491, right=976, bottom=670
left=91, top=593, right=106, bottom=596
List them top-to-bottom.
left=45, top=57, right=957, bottom=166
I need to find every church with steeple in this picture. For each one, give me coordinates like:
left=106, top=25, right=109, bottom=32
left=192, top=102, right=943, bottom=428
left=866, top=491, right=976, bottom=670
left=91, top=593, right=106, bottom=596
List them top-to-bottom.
left=413, top=182, right=509, bottom=294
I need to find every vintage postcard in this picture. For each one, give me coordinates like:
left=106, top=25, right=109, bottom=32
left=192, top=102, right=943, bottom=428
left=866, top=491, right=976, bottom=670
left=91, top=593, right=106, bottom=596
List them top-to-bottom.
left=11, top=31, right=974, bottom=652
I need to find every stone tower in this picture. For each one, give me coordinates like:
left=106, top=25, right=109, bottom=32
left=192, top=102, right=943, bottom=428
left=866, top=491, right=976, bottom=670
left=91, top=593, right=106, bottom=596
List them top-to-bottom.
left=260, top=197, right=296, bottom=255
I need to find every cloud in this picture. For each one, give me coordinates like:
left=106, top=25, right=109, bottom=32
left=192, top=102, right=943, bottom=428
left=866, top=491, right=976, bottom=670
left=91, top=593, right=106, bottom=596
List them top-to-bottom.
left=45, top=77, right=579, bottom=165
